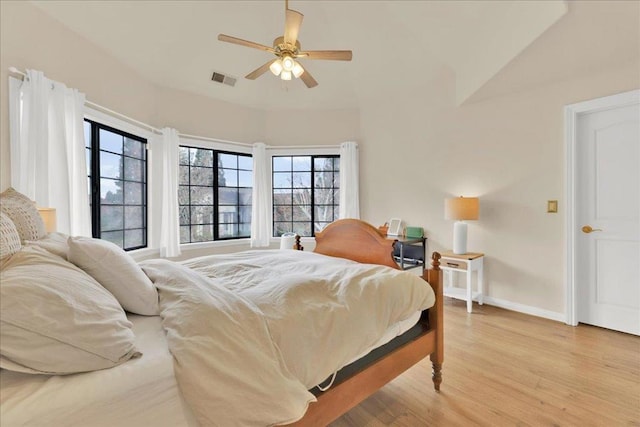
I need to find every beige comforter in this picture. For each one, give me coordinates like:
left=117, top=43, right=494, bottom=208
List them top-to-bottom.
left=141, top=249, right=435, bottom=426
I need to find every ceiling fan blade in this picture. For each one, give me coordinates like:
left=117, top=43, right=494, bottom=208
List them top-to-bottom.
left=284, top=9, right=304, bottom=46
left=218, top=34, right=275, bottom=53
left=297, top=50, right=353, bottom=61
left=245, top=60, right=277, bottom=80
left=298, top=64, right=318, bottom=88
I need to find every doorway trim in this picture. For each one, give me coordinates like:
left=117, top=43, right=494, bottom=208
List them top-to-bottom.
left=564, top=89, right=640, bottom=326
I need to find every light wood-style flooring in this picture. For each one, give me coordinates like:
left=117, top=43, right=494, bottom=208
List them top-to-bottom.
left=331, top=299, right=640, bottom=426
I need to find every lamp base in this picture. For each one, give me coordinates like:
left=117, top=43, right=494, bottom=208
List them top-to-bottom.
left=453, top=221, right=468, bottom=254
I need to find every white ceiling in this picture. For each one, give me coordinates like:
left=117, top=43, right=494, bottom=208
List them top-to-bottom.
left=31, top=1, right=638, bottom=111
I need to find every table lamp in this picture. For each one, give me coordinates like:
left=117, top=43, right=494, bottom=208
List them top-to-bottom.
left=444, top=196, right=479, bottom=254
left=37, top=207, right=57, bottom=233
left=280, top=232, right=297, bottom=250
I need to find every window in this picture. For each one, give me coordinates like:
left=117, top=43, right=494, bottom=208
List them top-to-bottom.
left=84, top=120, right=147, bottom=251
left=179, top=146, right=252, bottom=243
left=272, top=155, right=339, bottom=237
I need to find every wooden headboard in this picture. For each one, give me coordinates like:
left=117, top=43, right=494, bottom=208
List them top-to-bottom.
left=313, top=219, right=399, bottom=270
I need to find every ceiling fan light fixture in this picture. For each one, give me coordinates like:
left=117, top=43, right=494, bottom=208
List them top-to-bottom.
left=217, top=0, right=353, bottom=88
left=282, top=55, right=295, bottom=72
left=269, top=59, right=283, bottom=76
left=292, top=62, right=304, bottom=78
left=280, top=70, right=292, bottom=81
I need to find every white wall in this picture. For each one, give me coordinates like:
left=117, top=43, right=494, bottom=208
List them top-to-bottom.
left=357, top=63, right=639, bottom=314
left=155, top=85, right=266, bottom=144
left=263, top=108, right=360, bottom=146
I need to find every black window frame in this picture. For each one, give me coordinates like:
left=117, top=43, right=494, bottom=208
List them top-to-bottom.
left=84, top=119, right=148, bottom=251
left=178, top=145, right=252, bottom=243
left=272, top=154, right=340, bottom=238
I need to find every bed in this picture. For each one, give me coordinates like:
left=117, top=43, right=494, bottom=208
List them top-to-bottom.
left=0, top=207, right=443, bottom=426
left=290, top=219, right=443, bottom=425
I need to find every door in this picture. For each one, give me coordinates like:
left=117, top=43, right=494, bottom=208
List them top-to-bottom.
left=576, top=99, right=639, bottom=335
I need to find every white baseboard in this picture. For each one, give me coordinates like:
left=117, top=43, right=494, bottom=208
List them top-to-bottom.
left=479, top=296, right=565, bottom=323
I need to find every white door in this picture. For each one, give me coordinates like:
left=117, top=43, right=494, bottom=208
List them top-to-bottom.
left=576, top=99, right=639, bottom=335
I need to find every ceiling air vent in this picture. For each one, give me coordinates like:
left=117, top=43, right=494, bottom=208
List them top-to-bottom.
left=211, top=71, right=237, bottom=87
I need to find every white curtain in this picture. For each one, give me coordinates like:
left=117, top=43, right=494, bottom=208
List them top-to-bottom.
left=8, top=70, right=91, bottom=236
left=159, top=128, right=182, bottom=257
left=339, top=141, right=360, bottom=219
left=250, top=142, right=271, bottom=247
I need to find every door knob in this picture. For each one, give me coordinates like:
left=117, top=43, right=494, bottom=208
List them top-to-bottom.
left=581, top=225, right=603, bottom=234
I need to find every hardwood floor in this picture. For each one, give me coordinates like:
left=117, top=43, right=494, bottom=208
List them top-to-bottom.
left=331, top=299, right=640, bottom=426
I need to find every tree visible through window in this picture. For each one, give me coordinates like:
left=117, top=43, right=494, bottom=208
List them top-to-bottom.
left=84, top=120, right=147, bottom=251
left=179, top=146, right=252, bottom=243
left=272, top=155, right=339, bottom=237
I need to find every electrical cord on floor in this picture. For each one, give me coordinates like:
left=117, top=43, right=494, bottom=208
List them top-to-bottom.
left=316, top=371, right=338, bottom=392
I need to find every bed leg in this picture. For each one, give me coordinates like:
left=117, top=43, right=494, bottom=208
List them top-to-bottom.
left=426, top=252, right=443, bottom=393
left=432, top=362, right=442, bottom=391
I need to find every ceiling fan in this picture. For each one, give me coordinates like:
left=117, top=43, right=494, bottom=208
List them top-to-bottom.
left=217, top=0, right=352, bottom=88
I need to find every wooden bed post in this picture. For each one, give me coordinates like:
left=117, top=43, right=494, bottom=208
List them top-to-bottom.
left=425, top=252, right=443, bottom=391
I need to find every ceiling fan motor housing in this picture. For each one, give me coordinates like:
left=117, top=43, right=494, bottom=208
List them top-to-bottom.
left=273, top=37, right=301, bottom=57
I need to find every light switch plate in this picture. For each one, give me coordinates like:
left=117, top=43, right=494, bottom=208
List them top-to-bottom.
left=547, top=200, right=558, bottom=213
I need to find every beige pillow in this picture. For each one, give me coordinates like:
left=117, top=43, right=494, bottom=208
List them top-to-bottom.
left=0, top=188, right=46, bottom=242
left=0, top=212, right=21, bottom=260
left=25, top=232, right=70, bottom=260
left=68, top=237, right=159, bottom=316
left=0, top=246, right=141, bottom=375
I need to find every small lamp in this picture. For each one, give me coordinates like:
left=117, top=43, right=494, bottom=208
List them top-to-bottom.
left=444, top=196, right=479, bottom=254
left=37, top=207, right=57, bottom=233
left=279, top=232, right=297, bottom=250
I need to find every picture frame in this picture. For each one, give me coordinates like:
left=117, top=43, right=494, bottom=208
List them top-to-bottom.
left=387, top=218, right=403, bottom=236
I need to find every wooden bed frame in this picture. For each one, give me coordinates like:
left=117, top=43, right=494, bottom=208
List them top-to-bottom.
left=287, top=219, right=444, bottom=426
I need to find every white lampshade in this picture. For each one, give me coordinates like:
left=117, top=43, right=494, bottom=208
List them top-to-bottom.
left=282, top=55, right=295, bottom=72
left=270, top=59, right=283, bottom=76
left=292, top=62, right=304, bottom=78
left=280, top=70, right=292, bottom=81
left=37, top=207, right=57, bottom=233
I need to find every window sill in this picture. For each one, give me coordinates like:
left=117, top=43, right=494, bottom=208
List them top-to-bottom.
left=269, top=236, right=315, bottom=243
left=180, top=238, right=252, bottom=251
left=128, top=239, right=253, bottom=262
left=128, top=247, right=160, bottom=262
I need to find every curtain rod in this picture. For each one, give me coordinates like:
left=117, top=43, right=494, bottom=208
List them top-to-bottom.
left=8, top=67, right=345, bottom=151
left=9, top=67, right=163, bottom=134
left=179, top=132, right=253, bottom=148
left=268, top=144, right=340, bottom=150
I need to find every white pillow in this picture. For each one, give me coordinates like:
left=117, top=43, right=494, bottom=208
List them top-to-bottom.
left=0, top=187, right=46, bottom=242
left=0, top=212, right=21, bottom=260
left=25, top=232, right=70, bottom=260
left=67, top=236, right=159, bottom=315
left=0, top=246, right=141, bottom=375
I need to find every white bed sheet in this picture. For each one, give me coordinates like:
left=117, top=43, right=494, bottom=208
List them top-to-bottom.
left=0, top=311, right=421, bottom=427
left=0, top=315, right=198, bottom=427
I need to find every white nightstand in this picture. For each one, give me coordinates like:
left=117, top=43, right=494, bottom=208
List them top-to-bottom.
left=440, top=252, right=484, bottom=313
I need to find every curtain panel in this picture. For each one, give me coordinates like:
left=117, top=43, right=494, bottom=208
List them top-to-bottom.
left=8, top=71, right=91, bottom=236
left=159, top=128, right=182, bottom=257
left=339, top=141, right=360, bottom=219
left=250, top=142, right=271, bottom=247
